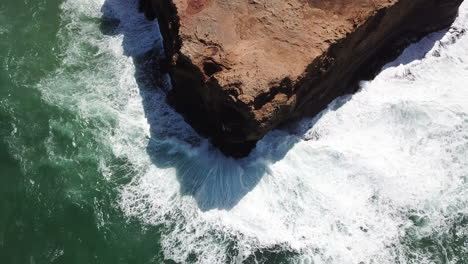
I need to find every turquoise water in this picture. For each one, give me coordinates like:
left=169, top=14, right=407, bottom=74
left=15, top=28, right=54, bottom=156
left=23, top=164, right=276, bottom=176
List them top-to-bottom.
left=0, top=0, right=467, bottom=263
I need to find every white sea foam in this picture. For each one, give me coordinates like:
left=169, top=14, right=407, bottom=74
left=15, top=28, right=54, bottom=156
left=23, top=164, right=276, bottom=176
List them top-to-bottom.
left=41, top=0, right=468, bottom=263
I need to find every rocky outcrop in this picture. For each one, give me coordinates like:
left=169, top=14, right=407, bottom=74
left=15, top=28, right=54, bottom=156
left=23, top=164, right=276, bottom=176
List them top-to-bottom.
left=139, top=0, right=463, bottom=157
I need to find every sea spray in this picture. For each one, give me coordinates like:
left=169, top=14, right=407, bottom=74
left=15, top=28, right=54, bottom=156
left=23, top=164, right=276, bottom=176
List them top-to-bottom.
left=32, top=0, right=468, bottom=263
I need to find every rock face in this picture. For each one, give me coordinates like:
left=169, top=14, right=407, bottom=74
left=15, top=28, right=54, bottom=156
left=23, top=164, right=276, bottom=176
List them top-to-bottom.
left=139, top=0, right=463, bottom=157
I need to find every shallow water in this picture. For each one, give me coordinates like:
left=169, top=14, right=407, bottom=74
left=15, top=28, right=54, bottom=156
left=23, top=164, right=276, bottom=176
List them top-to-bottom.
left=0, top=0, right=467, bottom=263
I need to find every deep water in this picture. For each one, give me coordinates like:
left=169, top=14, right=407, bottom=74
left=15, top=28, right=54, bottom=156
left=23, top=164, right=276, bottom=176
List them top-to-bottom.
left=0, top=0, right=467, bottom=263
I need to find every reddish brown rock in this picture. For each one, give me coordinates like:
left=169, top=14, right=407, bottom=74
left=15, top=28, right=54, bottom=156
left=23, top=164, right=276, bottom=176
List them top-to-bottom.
left=139, top=0, right=463, bottom=157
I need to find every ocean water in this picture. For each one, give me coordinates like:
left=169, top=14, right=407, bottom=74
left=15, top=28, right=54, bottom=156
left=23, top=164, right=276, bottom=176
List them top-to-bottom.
left=0, top=0, right=467, bottom=263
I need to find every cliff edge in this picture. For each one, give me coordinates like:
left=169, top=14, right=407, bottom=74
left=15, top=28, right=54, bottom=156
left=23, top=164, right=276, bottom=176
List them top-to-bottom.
left=139, top=0, right=463, bottom=157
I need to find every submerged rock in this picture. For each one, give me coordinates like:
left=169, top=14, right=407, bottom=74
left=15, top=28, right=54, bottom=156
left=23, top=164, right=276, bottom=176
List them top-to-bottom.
left=139, top=0, right=463, bottom=157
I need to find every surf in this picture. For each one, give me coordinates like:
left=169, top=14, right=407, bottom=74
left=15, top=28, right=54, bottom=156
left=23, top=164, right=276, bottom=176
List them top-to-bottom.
left=34, top=0, right=468, bottom=263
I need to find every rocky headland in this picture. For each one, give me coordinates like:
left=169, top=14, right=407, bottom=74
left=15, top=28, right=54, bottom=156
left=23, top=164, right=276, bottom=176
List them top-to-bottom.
left=139, top=0, right=463, bottom=157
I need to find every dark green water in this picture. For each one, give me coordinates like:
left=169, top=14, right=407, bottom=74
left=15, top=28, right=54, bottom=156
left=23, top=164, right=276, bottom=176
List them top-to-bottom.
left=1, top=0, right=467, bottom=263
left=0, top=1, right=167, bottom=263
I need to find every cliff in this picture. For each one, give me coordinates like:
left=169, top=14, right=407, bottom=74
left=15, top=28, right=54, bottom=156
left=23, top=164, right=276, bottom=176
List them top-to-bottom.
left=139, top=0, right=463, bottom=157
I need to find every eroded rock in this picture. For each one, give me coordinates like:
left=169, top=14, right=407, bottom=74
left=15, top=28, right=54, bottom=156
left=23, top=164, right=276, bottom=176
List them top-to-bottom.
left=139, top=0, right=463, bottom=157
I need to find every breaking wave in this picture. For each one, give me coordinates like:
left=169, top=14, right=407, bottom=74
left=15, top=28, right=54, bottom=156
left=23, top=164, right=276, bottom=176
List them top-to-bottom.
left=37, top=0, right=468, bottom=263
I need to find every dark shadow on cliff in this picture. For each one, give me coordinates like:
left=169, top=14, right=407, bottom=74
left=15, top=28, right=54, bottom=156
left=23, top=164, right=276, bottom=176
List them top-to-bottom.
left=99, top=0, right=455, bottom=211
left=99, top=0, right=305, bottom=211
left=382, top=31, right=448, bottom=70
